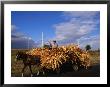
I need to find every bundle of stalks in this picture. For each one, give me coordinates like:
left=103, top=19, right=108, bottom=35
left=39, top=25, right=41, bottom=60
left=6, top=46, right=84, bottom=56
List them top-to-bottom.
left=26, top=44, right=90, bottom=70
left=61, top=44, right=90, bottom=68
left=40, top=48, right=70, bottom=70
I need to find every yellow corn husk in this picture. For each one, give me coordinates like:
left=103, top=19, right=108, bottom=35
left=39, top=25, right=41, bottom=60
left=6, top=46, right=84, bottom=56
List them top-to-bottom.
left=26, top=44, right=90, bottom=71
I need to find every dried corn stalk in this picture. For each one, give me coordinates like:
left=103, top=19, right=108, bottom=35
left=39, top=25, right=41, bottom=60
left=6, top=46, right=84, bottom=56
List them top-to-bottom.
left=26, top=44, right=90, bottom=71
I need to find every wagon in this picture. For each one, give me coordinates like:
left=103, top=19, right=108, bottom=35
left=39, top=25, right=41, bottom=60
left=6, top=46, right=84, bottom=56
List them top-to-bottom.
left=26, top=44, right=91, bottom=74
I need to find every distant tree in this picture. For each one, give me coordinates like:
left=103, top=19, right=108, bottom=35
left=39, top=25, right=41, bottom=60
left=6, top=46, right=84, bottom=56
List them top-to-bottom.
left=43, top=44, right=50, bottom=48
left=85, top=45, right=91, bottom=51
left=97, top=48, right=100, bottom=52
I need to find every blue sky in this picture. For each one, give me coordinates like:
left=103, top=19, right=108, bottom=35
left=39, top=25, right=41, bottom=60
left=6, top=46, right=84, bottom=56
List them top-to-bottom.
left=11, top=11, right=100, bottom=49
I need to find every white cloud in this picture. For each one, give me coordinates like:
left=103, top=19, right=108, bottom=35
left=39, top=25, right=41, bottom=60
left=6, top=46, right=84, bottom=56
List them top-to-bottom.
left=53, top=11, right=100, bottom=49
left=63, top=11, right=99, bottom=19
left=11, top=25, right=37, bottom=49
left=11, top=25, right=18, bottom=31
left=79, top=35, right=100, bottom=50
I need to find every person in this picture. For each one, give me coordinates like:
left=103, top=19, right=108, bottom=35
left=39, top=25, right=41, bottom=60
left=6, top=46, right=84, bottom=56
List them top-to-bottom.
left=48, top=40, right=58, bottom=48
left=52, top=40, right=58, bottom=48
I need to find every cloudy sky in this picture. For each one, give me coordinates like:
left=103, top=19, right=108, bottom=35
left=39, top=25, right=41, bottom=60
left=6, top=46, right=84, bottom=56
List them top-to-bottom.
left=11, top=11, right=100, bottom=50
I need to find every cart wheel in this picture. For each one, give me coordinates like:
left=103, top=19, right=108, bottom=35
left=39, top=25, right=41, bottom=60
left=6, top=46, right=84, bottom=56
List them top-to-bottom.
left=73, top=64, right=78, bottom=71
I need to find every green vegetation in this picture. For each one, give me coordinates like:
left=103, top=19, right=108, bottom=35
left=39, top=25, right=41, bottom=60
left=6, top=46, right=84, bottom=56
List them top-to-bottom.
left=43, top=44, right=51, bottom=49
left=85, top=45, right=91, bottom=51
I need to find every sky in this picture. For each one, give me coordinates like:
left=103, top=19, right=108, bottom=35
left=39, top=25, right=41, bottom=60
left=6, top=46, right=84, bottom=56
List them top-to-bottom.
left=11, top=11, right=100, bottom=50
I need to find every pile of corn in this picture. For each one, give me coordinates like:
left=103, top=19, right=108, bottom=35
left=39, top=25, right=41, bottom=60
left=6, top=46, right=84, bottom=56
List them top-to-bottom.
left=26, top=44, right=90, bottom=70
left=62, top=44, right=90, bottom=69
left=26, top=48, right=42, bottom=56
left=40, top=48, right=70, bottom=70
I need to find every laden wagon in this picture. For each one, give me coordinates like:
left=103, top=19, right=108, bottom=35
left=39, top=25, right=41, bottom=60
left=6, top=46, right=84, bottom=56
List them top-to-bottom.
left=26, top=44, right=91, bottom=74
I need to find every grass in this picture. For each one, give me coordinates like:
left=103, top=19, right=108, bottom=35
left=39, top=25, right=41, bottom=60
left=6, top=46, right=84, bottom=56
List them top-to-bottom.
left=11, top=49, right=100, bottom=77
left=89, top=51, right=100, bottom=65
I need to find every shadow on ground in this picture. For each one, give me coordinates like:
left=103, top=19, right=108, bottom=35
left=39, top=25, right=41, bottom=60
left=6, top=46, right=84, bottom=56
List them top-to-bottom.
left=23, top=64, right=100, bottom=77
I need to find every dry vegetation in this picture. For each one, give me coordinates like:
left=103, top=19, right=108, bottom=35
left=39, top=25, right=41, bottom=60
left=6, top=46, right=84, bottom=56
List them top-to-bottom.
left=11, top=44, right=100, bottom=77
left=26, top=44, right=90, bottom=70
left=89, top=51, right=100, bottom=65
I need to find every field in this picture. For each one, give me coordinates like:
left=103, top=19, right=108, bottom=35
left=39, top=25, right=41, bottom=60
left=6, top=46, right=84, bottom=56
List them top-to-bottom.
left=11, top=49, right=100, bottom=77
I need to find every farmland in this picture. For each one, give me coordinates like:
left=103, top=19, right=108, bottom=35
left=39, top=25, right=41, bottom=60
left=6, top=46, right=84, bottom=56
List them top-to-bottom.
left=11, top=48, right=100, bottom=77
